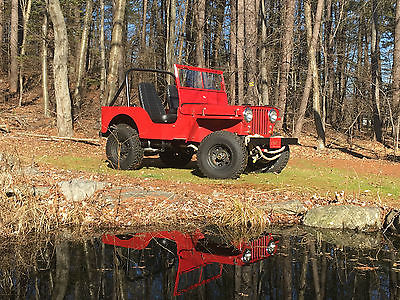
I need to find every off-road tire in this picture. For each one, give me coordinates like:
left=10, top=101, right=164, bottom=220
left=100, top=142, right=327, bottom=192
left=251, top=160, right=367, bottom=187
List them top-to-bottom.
left=106, top=124, right=144, bottom=170
left=197, top=131, right=247, bottom=179
left=250, top=146, right=290, bottom=174
left=159, top=148, right=194, bottom=167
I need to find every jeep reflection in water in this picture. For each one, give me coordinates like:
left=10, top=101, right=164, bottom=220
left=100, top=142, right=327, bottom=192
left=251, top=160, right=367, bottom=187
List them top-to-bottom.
left=100, top=64, right=298, bottom=179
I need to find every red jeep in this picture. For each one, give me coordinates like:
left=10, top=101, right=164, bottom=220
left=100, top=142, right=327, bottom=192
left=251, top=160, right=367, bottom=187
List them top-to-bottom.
left=101, top=64, right=297, bottom=179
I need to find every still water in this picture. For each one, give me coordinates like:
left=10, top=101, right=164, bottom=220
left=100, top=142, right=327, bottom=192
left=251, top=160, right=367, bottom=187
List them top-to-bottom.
left=1, top=227, right=400, bottom=299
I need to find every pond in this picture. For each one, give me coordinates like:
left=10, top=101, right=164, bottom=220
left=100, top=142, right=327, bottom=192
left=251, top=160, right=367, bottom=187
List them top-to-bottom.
left=1, top=227, right=400, bottom=299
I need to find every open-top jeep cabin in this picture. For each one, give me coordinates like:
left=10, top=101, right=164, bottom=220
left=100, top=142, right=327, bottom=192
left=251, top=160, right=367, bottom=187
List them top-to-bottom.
left=100, top=64, right=298, bottom=179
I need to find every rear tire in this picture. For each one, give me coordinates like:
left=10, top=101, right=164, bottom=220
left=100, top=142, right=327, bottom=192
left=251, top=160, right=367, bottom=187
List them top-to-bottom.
left=106, top=124, right=144, bottom=170
left=197, top=131, right=247, bottom=179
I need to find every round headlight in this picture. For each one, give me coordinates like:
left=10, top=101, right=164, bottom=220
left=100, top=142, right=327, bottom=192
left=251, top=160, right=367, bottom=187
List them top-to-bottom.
left=243, top=107, right=253, bottom=122
left=268, top=109, right=278, bottom=123
left=266, top=241, right=276, bottom=255
left=241, top=249, right=252, bottom=263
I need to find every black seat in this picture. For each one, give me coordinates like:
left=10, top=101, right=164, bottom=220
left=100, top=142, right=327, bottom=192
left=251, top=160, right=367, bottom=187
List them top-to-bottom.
left=138, top=82, right=177, bottom=123
left=166, top=85, right=179, bottom=114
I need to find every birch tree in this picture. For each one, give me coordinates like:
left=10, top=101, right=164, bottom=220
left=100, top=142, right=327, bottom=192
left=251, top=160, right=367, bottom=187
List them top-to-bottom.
left=42, top=3, right=49, bottom=117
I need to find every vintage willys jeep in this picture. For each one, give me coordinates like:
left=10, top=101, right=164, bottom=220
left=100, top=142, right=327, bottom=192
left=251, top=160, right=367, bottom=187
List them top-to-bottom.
left=100, top=64, right=297, bottom=179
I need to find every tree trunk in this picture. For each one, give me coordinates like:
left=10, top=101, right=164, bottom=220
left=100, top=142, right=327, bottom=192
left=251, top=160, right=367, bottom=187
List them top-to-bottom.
left=0, top=0, right=4, bottom=73
left=10, top=0, right=19, bottom=94
left=18, top=0, right=33, bottom=106
left=49, top=0, right=74, bottom=137
left=73, top=0, right=93, bottom=111
left=100, top=0, right=106, bottom=101
left=104, top=0, right=127, bottom=106
left=141, top=0, right=148, bottom=50
left=165, top=0, right=176, bottom=73
left=178, top=0, right=190, bottom=63
left=195, top=0, right=206, bottom=67
left=229, top=0, right=237, bottom=104
left=237, top=0, right=244, bottom=104
left=244, top=0, right=258, bottom=104
left=260, top=0, right=269, bottom=105
left=275, top=0, right=295, bottom=131
left=306, top=0, right=325, bottom=149
left=371, top=0, right=383, bottom=142
left=393, top=0, right=400, bottom=116
left=42, top=3, right=50, bottom=117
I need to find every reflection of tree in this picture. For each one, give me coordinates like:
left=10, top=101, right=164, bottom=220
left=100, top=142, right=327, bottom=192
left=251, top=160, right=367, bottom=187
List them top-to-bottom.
left=52, top=241, right=70, bottom=300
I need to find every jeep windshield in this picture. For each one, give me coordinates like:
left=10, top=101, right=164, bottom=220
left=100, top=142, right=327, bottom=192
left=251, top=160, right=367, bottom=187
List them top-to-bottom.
left=178, top=69, right=222, bottom=91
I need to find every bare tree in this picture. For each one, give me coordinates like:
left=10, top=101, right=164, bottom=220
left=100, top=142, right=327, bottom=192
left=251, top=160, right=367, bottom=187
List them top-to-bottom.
left=0, top=0, right=4, bottom=72
left=10, top=0, right=18, bottom=93
left=19, top=0, right=33, bottom=106
left=48, top=0, right=74, bottom=137
left=73, top=0, right=93, bottom=111
left=99, top=0, right=106, bottom=101
left=104, top=0, right=127, bottom=106
left=165, top=0, right=176, bottom=73
left=195, top=0, right=206, bottom=67
left=229, top=0, right=237, bottom=104
left=237, top=0, right=244, bottom=104
left=259, top=0, right=270, bottom=105
left=275, top=0, right=295, bottom=132
left=306, top=0, right=325, bottom=150
left=371, top=0, right=383, bottom=142
left=393, top=0, right=400, bottom=116
left=42, top=2, right=50, bottom=117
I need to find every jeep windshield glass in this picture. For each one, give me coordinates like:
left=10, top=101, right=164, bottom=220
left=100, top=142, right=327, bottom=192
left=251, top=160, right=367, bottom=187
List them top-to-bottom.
left=179, top=69, right=222, bottom=91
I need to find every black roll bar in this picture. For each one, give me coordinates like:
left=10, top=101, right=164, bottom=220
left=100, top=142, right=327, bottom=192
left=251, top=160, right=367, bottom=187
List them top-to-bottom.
left=109, top=68, right=176, bottom=107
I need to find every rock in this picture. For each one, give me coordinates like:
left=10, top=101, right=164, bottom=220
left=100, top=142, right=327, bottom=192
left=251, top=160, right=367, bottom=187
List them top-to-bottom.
left=58, top=179, right=107, bottom=202
left=262, top=200, right=307, bottom=215
left=303, top=205, right=382, bottom=232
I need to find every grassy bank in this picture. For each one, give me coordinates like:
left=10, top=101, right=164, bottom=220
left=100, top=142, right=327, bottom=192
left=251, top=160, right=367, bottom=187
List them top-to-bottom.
left=43, top=153, right=400, bottom=206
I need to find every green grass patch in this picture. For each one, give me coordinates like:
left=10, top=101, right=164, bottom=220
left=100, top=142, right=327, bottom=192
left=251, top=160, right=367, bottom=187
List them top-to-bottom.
left=42, top=155, right=400, bottom=201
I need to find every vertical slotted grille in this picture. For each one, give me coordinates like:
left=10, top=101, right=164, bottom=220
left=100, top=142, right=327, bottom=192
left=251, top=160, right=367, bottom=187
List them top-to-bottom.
left=251, top=107, right=269, bottom=136
left=250, top=235, right=270, bottom=262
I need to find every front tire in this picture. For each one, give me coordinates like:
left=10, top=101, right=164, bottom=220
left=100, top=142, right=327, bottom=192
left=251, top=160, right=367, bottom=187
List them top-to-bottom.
left=106, top=124, right=144, bottom=170
left=197, top=131, right=247, bottom=179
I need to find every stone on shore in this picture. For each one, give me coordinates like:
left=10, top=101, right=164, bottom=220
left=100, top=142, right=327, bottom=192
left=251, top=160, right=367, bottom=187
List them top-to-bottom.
left=58, top=179, right=107, bottom=202
left=262, top=200, right=307, bottom=215
left=303, top=205, right=382, bottom=232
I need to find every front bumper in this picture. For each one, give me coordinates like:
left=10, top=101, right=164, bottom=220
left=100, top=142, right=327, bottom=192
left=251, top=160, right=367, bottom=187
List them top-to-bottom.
left=245, top=136, right=298, bottom=149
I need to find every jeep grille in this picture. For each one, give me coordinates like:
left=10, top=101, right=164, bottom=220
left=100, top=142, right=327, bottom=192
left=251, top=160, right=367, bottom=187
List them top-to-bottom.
left=250, top=107, right=269, bottom=136
left=249, top=235, right=272, bottom=262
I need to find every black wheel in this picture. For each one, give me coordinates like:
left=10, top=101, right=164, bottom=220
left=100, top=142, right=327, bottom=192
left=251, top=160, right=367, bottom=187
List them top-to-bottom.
left=106, top=124, right=144, bottom=170
left=197, top=131, right=247, bottom=179
left=250, top=146, right=290, bottom=174
left=159, top=148, right=194, bottom=167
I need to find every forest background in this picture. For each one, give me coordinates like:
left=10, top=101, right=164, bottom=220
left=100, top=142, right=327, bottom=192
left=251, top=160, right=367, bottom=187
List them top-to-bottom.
left=1, top=0, right=400, bottom=150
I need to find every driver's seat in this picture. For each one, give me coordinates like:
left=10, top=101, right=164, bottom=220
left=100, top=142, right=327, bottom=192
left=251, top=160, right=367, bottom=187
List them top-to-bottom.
left=138, top=82, right=177, bottom=123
